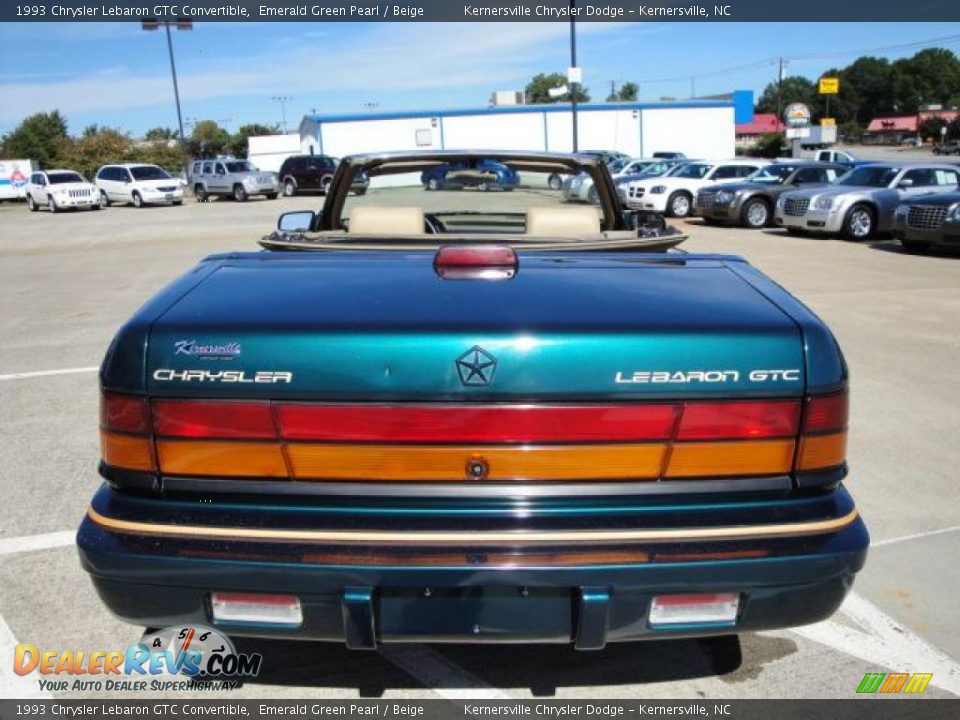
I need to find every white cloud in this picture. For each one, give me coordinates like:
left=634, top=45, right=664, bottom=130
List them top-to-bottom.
left=0, top=22, right=624, bottom=124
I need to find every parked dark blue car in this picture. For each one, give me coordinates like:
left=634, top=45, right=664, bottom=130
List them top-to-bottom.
left=421, top=158, right=519, bottom=191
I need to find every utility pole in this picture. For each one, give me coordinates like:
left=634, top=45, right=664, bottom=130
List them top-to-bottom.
left=569, top=0, right=579, bottom=152
left=141, top=18, right=192, bottom=178
left=776, top=57, right=789, bottom=124
left=690, top=76, right=696, bottom=99
left=272, top=96, right=292, bottom=133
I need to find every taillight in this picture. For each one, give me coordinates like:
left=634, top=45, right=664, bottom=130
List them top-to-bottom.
left=434, top=245, right=517, bottom=280
left=795, top=390, right=849, bottom=472
left=100, top=392, right=155, bottom=472
left=99, top=393, right=848, bottom=483
left=152, top=400, right=275, bottom=439
left=675, top=400, right=799, bottom=440
left=276, top=404, right=678, bottom=443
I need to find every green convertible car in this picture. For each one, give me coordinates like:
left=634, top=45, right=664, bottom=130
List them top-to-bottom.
left=78, top=151, right=867, bottom=650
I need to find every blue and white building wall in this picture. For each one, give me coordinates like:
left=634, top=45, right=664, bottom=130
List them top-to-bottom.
left=295, top=91, right=753, bottom=182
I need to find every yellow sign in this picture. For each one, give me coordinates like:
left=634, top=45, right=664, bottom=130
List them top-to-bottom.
left=819, top=77, right=839, bottom=94
left=821, top=118, right=836, bottom=126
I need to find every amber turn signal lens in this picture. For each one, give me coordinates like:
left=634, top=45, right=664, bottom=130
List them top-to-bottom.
left=101, top=430, right=155, bottom=472
left=796, top=432, right=847, bottom=472
left=665, top=439, right=795, bottom=478
left=157, top=440, right=288, bottom=478
left=287, top=443, right=666, bottom=482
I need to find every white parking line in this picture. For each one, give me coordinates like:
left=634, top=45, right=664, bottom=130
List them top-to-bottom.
left=0, top=366, right=98, bottom=382
left=871, top=524, right=960, bottom=548
left=0, top=531, right=75, bottom=557
left=791, top=592, right=960, bottom=696
left=0, top=614, right=51, bottom=699
left=380, top=646, right=512, bottom=700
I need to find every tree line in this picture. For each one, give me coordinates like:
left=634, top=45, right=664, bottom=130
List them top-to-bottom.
left=755, top=48, right=960, bottom=140
left=0, top=112, right=278, bottom=177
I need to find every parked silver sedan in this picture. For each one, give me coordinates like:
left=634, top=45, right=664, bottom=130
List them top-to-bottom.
left=774, top=163, right=960, bottom=240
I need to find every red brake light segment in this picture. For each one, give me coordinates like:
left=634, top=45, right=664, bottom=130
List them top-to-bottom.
left=434, top=245, right=517, bottom=268
left=802, top=391, right=848, bottom=434
left=100, top=392, right=149, bottom=434
left=152, top=400, right=276, bottom=439
left=676, top=400, right=800, bottom=441
left=276, top=404, right=679, bottom=443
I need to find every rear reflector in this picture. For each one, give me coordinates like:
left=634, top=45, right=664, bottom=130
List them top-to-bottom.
left=101, top=393, right=149, bottom=434
left=153, top=400, right=276, bottom=439
left=277, top=404, right=678, bottom=443
left=101, top=431, right=155, bottom=472
left=665, top=439, right=795, bottom=478
left=157, top=440, right=287, bottom=478
left=287, top=443, right=666, bottom=481
left=210, top=592, right=302, bottom=627
left=648, top=593, right=739, bottom=627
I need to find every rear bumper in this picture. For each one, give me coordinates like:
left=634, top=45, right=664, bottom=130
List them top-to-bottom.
left=77, top=484, right=868, bottom=648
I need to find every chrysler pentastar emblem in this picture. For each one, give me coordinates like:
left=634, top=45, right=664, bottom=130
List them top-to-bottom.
left=456, top=346, right=497, bottom=386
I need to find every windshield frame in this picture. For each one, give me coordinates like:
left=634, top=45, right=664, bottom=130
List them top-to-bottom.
left=318, top=151, right=625, bottom=233
left=225, top=161, right=256, bottom=173
left=672, top=162, right=713, bottom=179
left=129, top=165, right=171, bottom=181
left=746, top=165, right=797, bottom=184
left=837, top=165, right=901, bottom=188
left=47, top=172, right=86, bottom=184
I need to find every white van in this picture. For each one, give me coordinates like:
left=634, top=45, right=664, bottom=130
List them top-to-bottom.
left=94, top=163, right=184, bottom=208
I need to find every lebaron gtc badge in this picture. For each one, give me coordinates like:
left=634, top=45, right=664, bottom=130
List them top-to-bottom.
left=456, top=346, right=497, bottom=386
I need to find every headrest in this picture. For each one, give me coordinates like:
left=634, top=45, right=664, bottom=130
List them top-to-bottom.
left=348, top=206, right=425, bottom=235
left=526, top=206, right=601, bottom=238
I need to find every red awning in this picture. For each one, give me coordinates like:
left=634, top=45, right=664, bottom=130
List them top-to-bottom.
left=736, top=113, right=785, bottom=136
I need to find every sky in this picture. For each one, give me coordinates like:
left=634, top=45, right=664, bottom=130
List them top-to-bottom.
left=1, top=21, right=958, bottom=137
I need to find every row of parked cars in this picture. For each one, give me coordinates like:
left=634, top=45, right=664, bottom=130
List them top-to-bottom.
left=23, top=154, right=376, bottom=213
left=566, top=154, right=960, bottom=252
left=24, top=164, right=185, bottom=212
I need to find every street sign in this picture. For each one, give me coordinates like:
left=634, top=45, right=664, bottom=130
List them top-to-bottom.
left=567, top=67, right=583, bottom=84
left=819, top=77, right=839, bottom=94
left=784, top=103, right=812, bottom=128
left=821, top=118, right=836, bottom=126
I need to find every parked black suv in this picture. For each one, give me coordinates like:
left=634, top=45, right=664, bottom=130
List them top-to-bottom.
left=278, top=155, right=368, bottom=196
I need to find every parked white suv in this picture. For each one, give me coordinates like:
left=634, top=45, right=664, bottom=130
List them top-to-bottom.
left=622, top=159, right=770, bottom=217
left=94, top=164, right=184, bottom=208
left=25, top=169, right=99, bottom=213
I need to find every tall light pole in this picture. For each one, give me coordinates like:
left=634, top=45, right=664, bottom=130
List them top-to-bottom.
left=569, top=0, right=579, bottom=152
left=142, top=19, right=192, bottom=177
left=272, top=96, right=293, bottom=133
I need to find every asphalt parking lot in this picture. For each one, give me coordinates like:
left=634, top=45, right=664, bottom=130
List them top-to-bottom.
left=0, top=188, right=959, bottom=700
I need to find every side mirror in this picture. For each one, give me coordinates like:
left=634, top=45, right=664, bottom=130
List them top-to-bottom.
left=898, top=179, right=914, bottom=189
left=278, top=211, right=316, bottom=232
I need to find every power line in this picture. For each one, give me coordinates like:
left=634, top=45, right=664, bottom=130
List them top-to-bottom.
left=629, top=33, right=960, bottom=87
left=789, top=33, right=960, bottom=63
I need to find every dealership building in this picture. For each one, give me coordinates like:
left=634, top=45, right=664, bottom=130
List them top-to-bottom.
left=293, top=92, right=749, bottom=157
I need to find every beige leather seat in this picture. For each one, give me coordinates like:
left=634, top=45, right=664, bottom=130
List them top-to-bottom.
left=348, top=206, right=425, bottom=235
left=526, top=206, right=601, bottom=238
